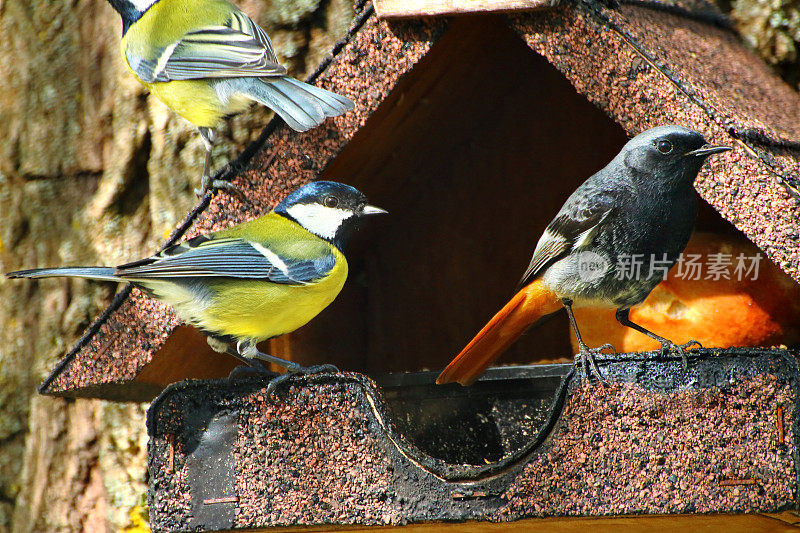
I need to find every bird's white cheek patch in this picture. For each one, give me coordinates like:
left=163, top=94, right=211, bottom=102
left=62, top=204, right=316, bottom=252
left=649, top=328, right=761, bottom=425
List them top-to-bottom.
left=129, top=0, right=158, bottom=11
left=286, top=204, right=353, bottom=240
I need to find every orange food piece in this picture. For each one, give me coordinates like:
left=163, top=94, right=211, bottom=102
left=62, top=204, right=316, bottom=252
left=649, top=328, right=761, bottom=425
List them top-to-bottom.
left=571, top=233, right=800, bottom=353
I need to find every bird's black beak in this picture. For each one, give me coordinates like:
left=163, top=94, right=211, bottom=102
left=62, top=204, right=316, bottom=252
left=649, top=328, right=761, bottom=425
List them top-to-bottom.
left=687, top=144, right=731, bottom=157
left=360, top=204, right=388, bottom=216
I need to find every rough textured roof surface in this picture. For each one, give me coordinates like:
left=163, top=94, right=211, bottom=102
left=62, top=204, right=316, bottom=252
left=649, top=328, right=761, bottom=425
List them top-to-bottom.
left=42, top=0, right=800, bottom=397
left=146, top=349, right=799, bottom=531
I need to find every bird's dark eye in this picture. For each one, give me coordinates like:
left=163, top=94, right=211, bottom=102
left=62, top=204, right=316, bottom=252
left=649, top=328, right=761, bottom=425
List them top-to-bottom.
left=657, top=140, right=673, bottom=154
left=324, top=195, right=339, bottom=208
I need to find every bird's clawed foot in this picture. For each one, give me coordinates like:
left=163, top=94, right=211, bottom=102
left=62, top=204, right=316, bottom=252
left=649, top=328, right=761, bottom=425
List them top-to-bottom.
left=194, top=174, right=243, bottom=198
left=659, top=339, right=702, bottom=371
left=229, top=341, right=339, bottom=396
left=575, top=342, right=615, bottom=385
left=227, top=359, right=276, bottom=380
left=266, top=364, right=340, bottom=397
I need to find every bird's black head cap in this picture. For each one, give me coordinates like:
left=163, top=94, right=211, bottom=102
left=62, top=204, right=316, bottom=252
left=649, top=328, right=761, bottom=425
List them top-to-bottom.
left=107, top=0, right=159, bottom=35
left=620, top=125, right=730, bottom=186
left=275, top=181, right=387, bottom=250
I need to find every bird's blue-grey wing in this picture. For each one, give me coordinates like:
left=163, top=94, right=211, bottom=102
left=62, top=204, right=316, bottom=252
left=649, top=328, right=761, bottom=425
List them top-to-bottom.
left=128, top=11, right=285, bottom=83
left=519, top=188, right=619, bottom=287
left=116, top=237, right=334, bottom=285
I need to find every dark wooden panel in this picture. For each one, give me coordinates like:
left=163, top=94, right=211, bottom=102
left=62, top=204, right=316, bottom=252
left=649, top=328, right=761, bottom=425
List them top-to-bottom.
left=282, top=16, right=629, bottom=373
left=136, top=325, right=239, bottom=386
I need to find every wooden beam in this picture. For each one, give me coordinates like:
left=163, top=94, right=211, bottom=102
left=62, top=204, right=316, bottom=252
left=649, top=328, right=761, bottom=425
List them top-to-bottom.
left=373, top=0, right=552, bottom=19
left=218, top=513, right=800, bottom=532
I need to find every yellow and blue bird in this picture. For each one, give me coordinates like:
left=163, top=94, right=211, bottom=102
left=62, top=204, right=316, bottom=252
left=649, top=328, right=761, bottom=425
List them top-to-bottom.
left=106, top=0, right=355, bottom=194
left=7, top=181, right=385, bottom=387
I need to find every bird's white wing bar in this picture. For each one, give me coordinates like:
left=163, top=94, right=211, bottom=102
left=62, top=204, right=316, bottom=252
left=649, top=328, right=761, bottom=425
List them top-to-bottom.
left=519, top=192, right=618, bottom=287
left=572, top=209, right=614, bottom=249
left=249, top=242, right=291, bottom=278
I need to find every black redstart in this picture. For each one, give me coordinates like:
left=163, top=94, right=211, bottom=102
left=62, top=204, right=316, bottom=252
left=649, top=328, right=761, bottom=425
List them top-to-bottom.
left=437, top=125, right=731, bottom=385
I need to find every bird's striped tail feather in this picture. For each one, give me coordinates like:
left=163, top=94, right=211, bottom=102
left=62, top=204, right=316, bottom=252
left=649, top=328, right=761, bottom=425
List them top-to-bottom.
left=237, top=76, right=353, bottom=132
left=6, top=266, right=118, bottom=282
left=436, top=279, right=562, bottom=386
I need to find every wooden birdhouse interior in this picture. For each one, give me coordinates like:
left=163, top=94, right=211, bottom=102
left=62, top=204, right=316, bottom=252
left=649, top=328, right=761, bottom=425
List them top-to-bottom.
left=277, top=16, right=753, bottom=376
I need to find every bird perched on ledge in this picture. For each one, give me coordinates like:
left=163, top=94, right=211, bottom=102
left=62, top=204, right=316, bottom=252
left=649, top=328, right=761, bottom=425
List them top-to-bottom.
left=106, top=0, right=354, bottom=195
left=437, top=125, right=730, bottom=386
left=8, top=181, right=385, bottom=391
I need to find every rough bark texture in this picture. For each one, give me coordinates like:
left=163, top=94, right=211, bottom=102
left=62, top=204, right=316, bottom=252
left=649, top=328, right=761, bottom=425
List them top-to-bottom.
left=0, top=0, right=353, bottom=531
left=730, top=0, right=800, bottom=87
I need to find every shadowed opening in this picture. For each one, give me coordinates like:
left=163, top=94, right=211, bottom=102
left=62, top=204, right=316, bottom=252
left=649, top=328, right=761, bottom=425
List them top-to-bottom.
left=309, top=15, right=628, bottom=373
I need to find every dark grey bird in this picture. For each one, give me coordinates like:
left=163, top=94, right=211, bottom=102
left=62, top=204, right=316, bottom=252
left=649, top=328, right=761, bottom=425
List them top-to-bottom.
left=437, top=125, right=731, bottom=385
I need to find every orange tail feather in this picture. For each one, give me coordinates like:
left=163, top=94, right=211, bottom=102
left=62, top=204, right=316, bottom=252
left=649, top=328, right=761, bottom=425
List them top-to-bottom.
left=436, top=279, right=561, bottom=386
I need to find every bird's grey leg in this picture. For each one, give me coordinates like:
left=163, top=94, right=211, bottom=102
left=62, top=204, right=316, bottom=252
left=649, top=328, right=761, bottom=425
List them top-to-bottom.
left=194, top=127, right=240, bottom=197
left=563, top=298, right=612, bottom=384
left=615, top=308, right=700, bottom=370
left=202, top=335, right=273, bottom=379
left=206, top=335, right=267, bottom=370
left=236, top=339, right=303, bottom=371
left=236, top=340, right=339, bottom=396
left=225, top=345, right=269, bottom=370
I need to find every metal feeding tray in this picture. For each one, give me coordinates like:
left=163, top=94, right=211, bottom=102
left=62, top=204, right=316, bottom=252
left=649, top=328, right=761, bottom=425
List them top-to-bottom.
left=146, top=348, right=799, bottom=532
left=377, top=364, right=569, bottom=467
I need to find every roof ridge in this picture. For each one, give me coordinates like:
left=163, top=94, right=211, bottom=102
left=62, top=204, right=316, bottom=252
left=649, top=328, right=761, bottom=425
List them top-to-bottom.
left=616, top=0, right=733, bottom=30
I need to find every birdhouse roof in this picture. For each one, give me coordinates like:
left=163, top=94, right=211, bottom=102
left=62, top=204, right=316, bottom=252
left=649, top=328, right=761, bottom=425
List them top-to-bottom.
left=41, top=0, right=800, bottom=400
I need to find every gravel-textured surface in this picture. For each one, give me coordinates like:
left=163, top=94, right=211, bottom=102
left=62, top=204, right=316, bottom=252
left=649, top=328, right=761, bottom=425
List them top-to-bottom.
left=147, top=350, right=799, bottom=531
left=501, top=373, right=795, bottom=518
left=234, top=382, right=399, bottom=528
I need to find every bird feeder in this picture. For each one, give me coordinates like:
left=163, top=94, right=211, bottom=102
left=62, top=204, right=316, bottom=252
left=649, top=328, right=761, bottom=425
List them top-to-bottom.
left=36, top=0, right=800, bottom=529
left=147, top=350, right=800, bottom=531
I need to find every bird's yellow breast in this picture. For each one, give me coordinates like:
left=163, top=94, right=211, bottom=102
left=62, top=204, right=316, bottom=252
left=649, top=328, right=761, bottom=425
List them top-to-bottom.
left=144, top=80, right=251, bottom=128
left=198, top=252, right=348, bottom=341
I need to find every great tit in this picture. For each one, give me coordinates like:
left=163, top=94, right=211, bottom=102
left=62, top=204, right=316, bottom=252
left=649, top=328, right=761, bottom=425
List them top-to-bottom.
left=106, top=0, right=355, bottom=195
left=436, top=126, right=730, bottom=386
left=7, top=181, right=386, bottom=386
